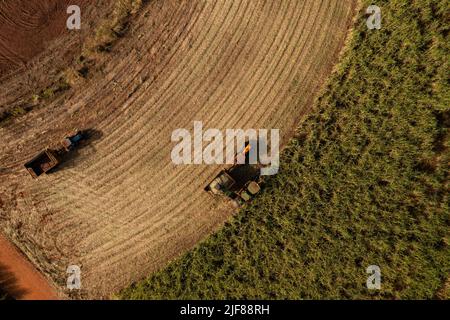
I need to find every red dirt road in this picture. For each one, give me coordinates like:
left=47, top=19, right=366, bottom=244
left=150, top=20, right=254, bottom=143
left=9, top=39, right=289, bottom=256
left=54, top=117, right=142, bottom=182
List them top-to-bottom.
left=0, top=234, right=59, bottom=300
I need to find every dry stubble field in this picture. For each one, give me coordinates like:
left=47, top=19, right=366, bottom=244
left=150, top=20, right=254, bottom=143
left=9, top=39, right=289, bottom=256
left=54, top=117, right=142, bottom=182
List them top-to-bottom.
left=0, top=0, right=357, bottom=298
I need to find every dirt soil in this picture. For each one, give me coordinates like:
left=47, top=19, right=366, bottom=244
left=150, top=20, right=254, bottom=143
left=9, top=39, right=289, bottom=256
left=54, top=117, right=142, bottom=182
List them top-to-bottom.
left=0, top=0, right=358, bottom=298
left=0, top=0, right=90, bottom=74
left=0, top=233, right=59, bottom=299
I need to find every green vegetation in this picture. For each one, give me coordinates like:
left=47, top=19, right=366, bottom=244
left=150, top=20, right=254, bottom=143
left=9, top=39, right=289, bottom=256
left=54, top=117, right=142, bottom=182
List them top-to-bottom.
left=73, top=0, right=145, bottom=81
left=84, top=0, right=145, bottom=54
left=121, top=0, right=449, bottom=299
left=0, top=76, right=70, bottom=127
left=38, top=77, right=71, bottom=100
left=0, top=106, right=32, bottom=127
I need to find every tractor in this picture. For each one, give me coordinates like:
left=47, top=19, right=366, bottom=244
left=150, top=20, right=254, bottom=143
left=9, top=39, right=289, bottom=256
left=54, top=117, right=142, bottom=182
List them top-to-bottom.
left=24, top=131, right=84, bottom=179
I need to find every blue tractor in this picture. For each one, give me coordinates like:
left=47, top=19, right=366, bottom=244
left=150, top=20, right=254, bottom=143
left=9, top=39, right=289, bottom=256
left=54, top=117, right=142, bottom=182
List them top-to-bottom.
left=25, top=131, right=85, bottom=178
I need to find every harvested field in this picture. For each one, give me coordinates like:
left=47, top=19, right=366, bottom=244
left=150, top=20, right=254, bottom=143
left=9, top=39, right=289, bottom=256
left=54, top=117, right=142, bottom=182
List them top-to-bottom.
left=0, top=0, right=357, bottom=298
left=0, top=0, right=89, bottom=74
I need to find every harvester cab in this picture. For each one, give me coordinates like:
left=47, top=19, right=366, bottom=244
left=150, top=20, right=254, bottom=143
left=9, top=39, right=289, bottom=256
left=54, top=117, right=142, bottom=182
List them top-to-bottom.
left=205, top=141, right=263, bottom=204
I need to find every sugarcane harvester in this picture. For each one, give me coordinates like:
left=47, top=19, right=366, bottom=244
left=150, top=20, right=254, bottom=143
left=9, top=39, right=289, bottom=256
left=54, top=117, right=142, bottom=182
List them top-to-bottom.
left=24, top=131, right=84, bottom=179
left=205, top=142, right=262, bottom=204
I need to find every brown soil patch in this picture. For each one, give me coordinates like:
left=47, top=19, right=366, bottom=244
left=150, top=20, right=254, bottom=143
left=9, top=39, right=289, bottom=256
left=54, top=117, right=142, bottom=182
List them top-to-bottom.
left=0, top=0, right=90, bottom=75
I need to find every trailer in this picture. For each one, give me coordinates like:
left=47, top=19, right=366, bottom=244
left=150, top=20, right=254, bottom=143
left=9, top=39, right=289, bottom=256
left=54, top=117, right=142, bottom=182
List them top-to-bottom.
left=24, top=131, right=84, bottom=179
left=24, top=149, right=59, bottom=179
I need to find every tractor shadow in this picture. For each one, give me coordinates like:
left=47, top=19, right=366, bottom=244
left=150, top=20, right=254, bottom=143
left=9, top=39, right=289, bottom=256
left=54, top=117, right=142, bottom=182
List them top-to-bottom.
left=47, top=128, right=103, bottom=174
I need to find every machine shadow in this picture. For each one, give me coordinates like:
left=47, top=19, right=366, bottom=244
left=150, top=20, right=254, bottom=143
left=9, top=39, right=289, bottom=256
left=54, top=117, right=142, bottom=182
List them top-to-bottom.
left=47, top=128, right=103, bottom=174
left=0, top=262, right=27, bottom=300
